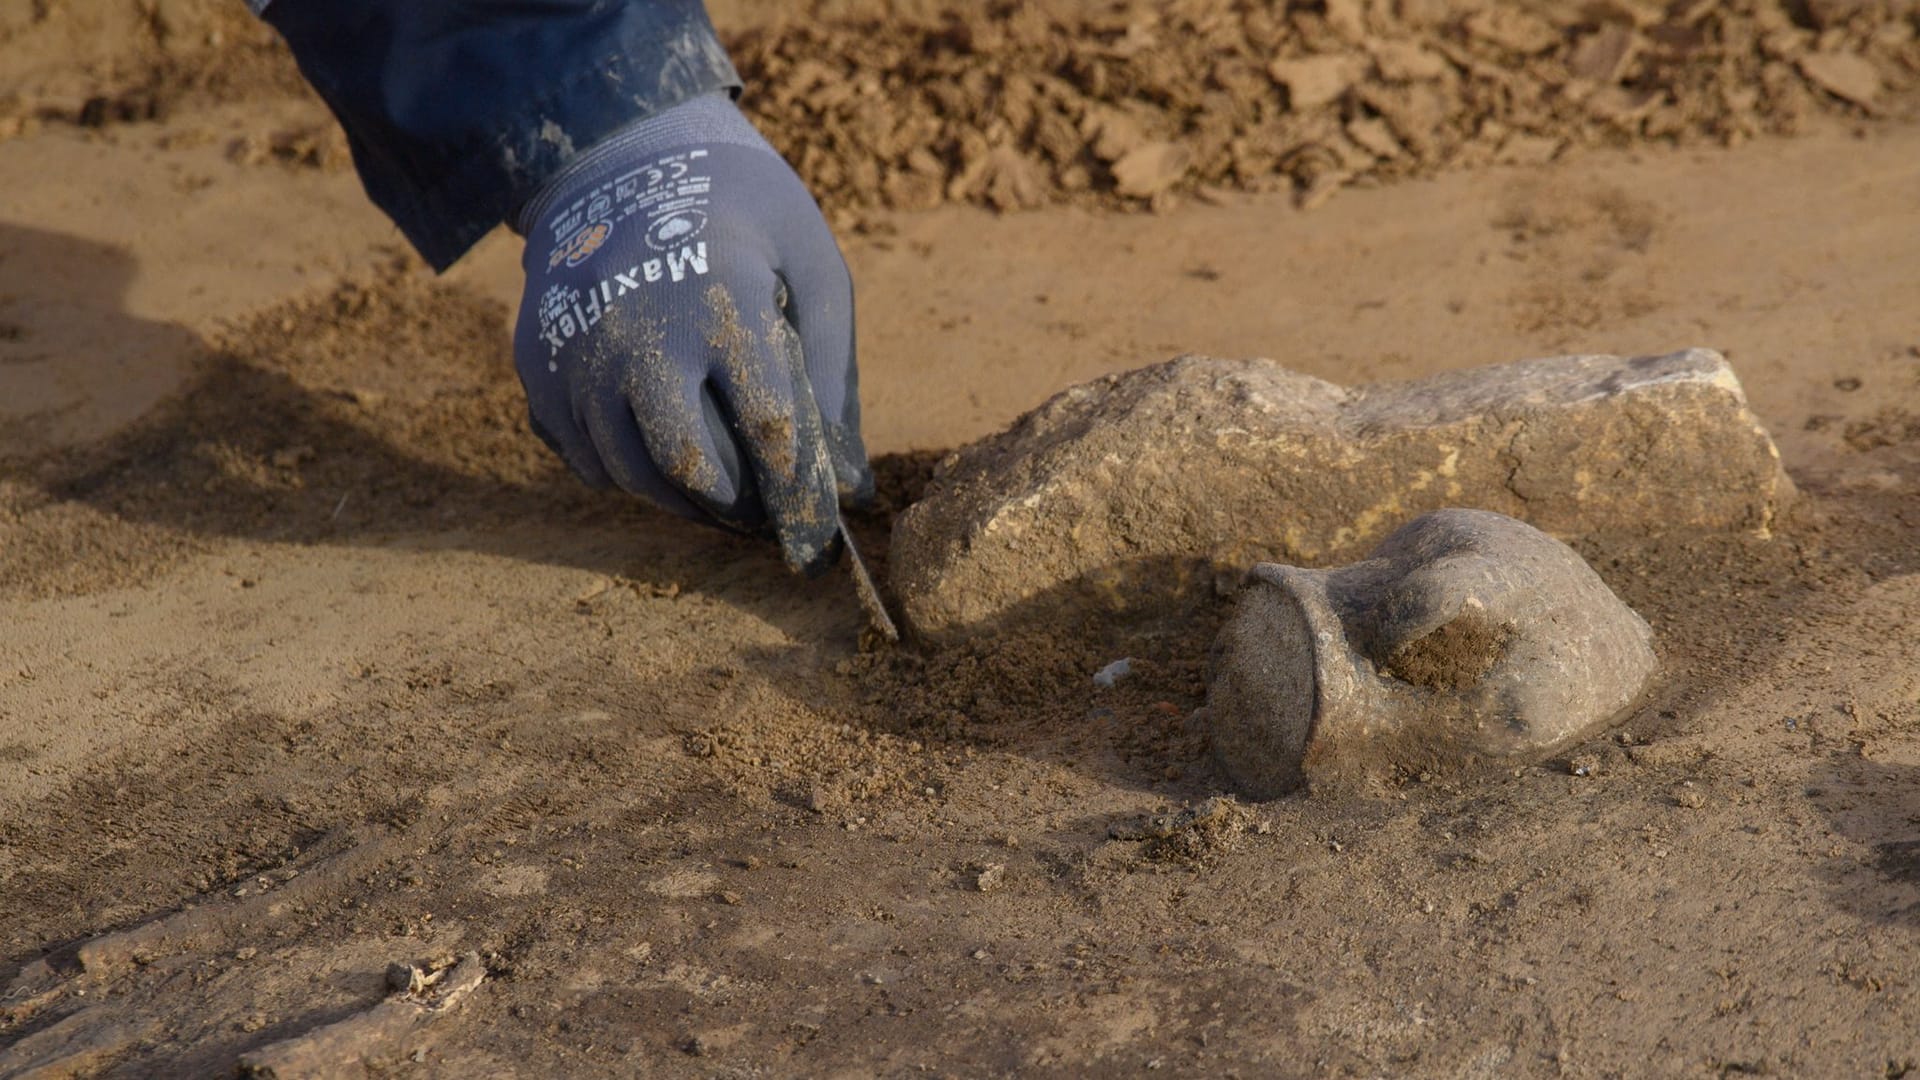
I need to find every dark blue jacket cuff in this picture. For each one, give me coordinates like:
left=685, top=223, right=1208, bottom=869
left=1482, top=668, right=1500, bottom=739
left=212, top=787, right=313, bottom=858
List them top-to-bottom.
left=264, top=1, right=743, bottom=271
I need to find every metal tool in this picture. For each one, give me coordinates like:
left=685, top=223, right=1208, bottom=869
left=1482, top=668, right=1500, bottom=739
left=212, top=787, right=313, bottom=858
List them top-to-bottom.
left=838, top=517, right=899, bottom=643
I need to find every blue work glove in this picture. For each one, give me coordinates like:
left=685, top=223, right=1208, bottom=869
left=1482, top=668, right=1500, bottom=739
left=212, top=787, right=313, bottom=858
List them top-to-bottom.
left=513, top=93, right=870, bottom=576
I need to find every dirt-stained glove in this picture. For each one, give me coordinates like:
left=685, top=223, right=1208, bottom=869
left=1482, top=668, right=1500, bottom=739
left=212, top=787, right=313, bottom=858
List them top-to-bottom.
left=513, top=92, right=870, bottom=576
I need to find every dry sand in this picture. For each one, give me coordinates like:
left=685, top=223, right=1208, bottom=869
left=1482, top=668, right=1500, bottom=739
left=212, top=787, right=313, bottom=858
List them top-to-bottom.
left=3, top=1, right=1919, bottom=1075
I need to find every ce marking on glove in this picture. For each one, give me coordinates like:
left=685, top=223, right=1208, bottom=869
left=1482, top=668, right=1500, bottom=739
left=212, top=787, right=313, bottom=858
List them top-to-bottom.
left=544, top=150, right=714, bottom=264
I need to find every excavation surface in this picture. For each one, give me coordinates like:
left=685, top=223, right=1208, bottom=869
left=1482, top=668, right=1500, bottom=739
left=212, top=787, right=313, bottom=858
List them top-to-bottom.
left=3, top=2, right=1919, bottom=1074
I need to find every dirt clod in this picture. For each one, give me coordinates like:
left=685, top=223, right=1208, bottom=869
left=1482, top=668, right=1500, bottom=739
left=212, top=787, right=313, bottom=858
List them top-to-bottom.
left=1380, top=616, right=1516, bottom=692
left=1119, top=797, right=1263, bottom=865
left=971, top=863, right=1007, bottom=893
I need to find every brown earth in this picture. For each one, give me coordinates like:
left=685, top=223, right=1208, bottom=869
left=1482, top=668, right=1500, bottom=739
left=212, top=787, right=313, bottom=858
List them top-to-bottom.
left=4, top=1, right=1920, bottom=1076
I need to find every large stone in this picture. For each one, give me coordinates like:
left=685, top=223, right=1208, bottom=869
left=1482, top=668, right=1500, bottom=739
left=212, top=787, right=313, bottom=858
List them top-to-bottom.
left=891, top=349, right=1791, bottom=641
left=1201, top=509, right=1659, bottom=798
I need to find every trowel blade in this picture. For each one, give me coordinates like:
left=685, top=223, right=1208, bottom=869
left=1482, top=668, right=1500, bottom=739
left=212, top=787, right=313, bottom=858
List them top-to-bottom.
left=839, top=519, right=900, bottom=643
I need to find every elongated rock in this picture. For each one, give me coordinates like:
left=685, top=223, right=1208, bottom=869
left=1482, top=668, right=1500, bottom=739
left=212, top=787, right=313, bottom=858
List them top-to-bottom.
left=891, top=349, right=1790, bottom=641
left=238, top=953, right=486, bottom=1077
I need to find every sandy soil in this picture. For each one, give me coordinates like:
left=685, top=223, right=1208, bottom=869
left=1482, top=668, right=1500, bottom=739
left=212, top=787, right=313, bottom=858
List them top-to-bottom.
left=3, top=2, right=1920, bottom=1076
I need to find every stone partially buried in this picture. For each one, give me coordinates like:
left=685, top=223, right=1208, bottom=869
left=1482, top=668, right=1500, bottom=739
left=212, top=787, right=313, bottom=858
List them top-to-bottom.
left=890, top=349, right=1791, bottom=642
left=1200, top=509, right=1659, bottom=798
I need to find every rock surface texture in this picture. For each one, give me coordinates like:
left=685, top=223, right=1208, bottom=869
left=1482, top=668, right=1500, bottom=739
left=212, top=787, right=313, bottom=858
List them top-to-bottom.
left=890, top=349, right=1791, bottom=641
left=1202, top=509, right=1659, bottom=798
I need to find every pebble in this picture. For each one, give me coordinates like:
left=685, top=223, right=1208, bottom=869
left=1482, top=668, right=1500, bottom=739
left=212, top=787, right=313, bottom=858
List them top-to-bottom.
left=1093, top=658, right=1133, bottom=688
left=974, top=863, right=1007, bottom=893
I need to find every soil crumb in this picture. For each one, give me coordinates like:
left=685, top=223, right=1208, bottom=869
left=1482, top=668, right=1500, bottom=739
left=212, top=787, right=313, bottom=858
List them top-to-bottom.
left=1110, top=796, right=1265, bottom=866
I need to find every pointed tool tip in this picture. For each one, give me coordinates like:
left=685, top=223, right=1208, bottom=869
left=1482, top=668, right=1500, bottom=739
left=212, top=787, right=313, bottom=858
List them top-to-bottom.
left=839, top=521, right=900, bottom=643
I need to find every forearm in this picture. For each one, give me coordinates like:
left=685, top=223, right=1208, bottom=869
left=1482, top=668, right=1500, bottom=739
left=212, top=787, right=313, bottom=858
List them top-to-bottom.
left=258, top=0, right=741, bottom=270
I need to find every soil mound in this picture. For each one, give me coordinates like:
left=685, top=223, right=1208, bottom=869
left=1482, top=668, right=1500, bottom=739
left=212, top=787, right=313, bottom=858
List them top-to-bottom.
left=734, top=0, right=1920, bottom=218
left=6, top=2, right=1916, bottom=216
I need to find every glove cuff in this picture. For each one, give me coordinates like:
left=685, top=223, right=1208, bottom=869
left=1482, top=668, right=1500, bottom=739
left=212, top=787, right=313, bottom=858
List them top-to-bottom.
left=514, top=92, right=775, bottom=235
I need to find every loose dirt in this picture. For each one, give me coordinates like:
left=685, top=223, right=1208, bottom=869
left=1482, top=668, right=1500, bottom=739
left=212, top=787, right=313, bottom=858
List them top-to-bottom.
left=734, top=0, right=1920, bottom=219
left=3, top=1, right=1920, bottom=1076
left=1381, top=614, right=1515, bottom=692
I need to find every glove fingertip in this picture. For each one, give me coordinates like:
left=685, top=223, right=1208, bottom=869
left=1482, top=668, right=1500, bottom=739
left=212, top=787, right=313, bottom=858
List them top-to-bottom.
left=765, top=449, right=845, bottom=578
left=778, top=514, right=843, bottom=579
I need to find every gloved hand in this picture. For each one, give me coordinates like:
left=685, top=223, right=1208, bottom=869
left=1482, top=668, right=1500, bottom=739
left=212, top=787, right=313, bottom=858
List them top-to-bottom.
left=512, top=92, right=871, bottom=576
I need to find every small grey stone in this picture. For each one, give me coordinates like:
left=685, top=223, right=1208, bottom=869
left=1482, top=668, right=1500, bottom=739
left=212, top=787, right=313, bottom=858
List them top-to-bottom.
left=1092, top=658, right=1132, bottom=688
left=385, top=962, right=422, bottom=995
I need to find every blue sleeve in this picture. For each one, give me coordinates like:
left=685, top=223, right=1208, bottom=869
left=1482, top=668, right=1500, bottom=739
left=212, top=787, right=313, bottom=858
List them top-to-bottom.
left=260, top=0, right=742, bottom=271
